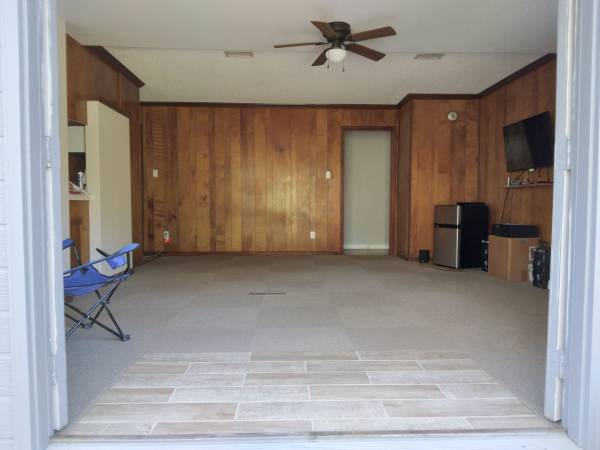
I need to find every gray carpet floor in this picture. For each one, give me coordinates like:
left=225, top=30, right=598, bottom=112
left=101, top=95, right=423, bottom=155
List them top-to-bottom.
left=65, top=255, right=549, bottom=423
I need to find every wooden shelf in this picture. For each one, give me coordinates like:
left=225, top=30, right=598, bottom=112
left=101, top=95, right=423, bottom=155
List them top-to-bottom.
left=504, top=182, right=553, bottom=189
left=69, top=193, right=91, bottom=201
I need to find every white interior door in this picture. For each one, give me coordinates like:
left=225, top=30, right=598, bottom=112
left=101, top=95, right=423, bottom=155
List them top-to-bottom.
left=46, top=0, right=69, bottom=429
left=544, top=0, right=573, bottom=422
left=343, top=130, right=391, bottom=253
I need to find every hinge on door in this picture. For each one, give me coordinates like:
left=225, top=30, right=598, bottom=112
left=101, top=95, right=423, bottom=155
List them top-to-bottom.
left=565, top=138, right=573, bottom=171
left=45, top=139, right=53, bottom=169
left=558, top=350, right=566, bottom=379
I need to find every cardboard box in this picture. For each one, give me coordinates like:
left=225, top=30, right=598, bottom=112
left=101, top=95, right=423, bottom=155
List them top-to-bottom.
left=488, top=235, right=539, bottom=282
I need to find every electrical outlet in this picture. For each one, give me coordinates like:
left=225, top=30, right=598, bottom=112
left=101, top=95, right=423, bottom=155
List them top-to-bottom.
left=153, top=169, right=159, bottom=178
left=325, top=170, right=332, bottom=180
left=163, top=230, right=170, bottom=240
left=310, top=231, right=316, bottom=240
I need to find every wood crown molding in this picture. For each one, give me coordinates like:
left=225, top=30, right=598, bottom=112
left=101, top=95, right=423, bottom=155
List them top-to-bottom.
left=85, top=45, right=145, bottom=88
left=132, top=53, right=555, bottom=108
left=141, top=53, right=556, bottom=109
left=396, top=53, right=557, bottom=107
left=477, top=53, right=557, bottom=97
left=397, top=93, right=480, bottom=109
left=140, top=102, right=398, bottom=109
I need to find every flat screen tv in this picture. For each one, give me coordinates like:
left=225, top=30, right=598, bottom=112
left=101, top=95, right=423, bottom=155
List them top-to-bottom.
left=503, top=111, right=554, bottom=172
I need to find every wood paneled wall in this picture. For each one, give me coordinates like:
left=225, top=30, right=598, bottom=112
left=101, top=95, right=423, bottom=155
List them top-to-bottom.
left=66, top=35, right=144, bottom=261
left=66, top=39, right=553, bottom=257
left=478, top=60, right=556, bottom=242
left=396, top=99, right=480, bottom=259
left=396, top=103, right=412, bottom=258
left=142, top=105, right=398, bottom=253
left=69, top=200, right=90, bottom=265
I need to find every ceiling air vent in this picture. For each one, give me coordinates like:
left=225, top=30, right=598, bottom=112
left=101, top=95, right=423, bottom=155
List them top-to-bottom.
left=224, top=51, right=254, bottom=58
left=414, top=53, right=445, bottom=60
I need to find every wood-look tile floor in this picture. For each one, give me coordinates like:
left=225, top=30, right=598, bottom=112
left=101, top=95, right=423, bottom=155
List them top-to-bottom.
left=60, top=350, right=553, bottom=438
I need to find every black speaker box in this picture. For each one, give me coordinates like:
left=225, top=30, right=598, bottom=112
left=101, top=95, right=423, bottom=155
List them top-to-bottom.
left=492, top=223, right=539, bottom=238
left=532, top=245, right=551, bottom=289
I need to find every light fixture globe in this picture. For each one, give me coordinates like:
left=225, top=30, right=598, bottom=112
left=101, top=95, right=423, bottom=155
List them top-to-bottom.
left=326, top=47, right=347, bottom=64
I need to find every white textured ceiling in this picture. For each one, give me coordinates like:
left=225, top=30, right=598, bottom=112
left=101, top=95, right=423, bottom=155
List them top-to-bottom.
left=59, top=0, right=558, bottom=104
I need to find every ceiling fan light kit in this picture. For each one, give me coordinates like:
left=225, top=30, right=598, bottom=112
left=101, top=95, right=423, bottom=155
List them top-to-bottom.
left=273, top=20, right=396, bottom=67
left=326, top=47, right=347, bottom=64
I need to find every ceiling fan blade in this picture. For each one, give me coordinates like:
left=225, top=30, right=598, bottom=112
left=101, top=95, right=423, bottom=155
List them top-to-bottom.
left=311, top=20, right=336, bottom=39
left=348, top=26, right=396, bottom=42
left=273, top=42, right=326, bottom=48
left=346, top=43, right=385, bottom=61
left=312, top=49, right=328, bottom=66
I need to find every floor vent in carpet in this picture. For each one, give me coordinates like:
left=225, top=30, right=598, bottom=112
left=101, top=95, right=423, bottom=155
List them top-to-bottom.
left=248, top=291, right=286, bottom=296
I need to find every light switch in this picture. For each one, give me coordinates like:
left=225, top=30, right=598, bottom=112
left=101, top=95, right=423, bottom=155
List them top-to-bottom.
left=152, top=169, right=159, bottom=178
left=325, top=170, right=332, bottom=179
left=310, top=231, right=316, bottom=240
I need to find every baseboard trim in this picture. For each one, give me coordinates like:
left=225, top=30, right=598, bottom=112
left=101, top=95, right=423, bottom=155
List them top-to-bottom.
left=343, top=245, right=390, bottom=250
left=149, top=251, right=341, bottom=256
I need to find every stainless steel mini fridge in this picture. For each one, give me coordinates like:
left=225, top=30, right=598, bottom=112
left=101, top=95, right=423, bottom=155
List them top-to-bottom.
left=433, top=203, right=489, bottom=269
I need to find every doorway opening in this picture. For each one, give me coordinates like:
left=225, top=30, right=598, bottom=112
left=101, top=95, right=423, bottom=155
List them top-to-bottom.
left=342, top=129, right=395, bottom=255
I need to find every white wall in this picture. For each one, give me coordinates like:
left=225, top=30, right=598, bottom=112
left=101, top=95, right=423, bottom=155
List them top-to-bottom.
left=0, top=15, right=14, bottom=446
left=59, top=20, right=70, bottom=264
left=85, top=101, right=132, bottom=261
left=67, top=126, right=85, bottom=153
left=343, top=130, right=391, bottom=252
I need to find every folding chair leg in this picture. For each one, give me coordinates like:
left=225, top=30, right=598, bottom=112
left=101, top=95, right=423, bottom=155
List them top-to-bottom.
left=65, top=282, right=130, bottom=341
left=86, top=300, right=106, bottom=329
left=65, top=301, right=103, bottom=339
left=104, top=305, right=130, bottom=341
left=81, top=307, right=129, bottom=341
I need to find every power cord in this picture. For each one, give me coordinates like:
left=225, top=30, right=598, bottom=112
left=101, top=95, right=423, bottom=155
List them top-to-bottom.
left=500, top=170, right=526, bottom=222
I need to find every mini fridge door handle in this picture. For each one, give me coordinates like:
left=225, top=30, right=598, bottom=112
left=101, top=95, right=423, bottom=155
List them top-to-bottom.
left=434, top=226, right=461, bottom=268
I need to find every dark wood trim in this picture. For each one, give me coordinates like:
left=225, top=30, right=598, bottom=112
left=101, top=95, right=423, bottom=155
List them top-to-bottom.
left=85, top=45, right=145, bottom=88
left=478, top=53, right=557, bottom=97
left=396, top=54, right=557, bottom=108
left=140, top=55, right=556, bottom=111
left=397, top=94, right=480, bottom=109
left=71, top=95, right=132, bottom=120
left=99, top=96, right=130, bottom=117
left=141, top=101, right=398, bottom=109
left=406, top=101, right=413, bottom=260
left=339, top=126, right=398, bottom=256
left=388, top=126, right=399, bottom=256
left=152, top=251, right=341, bottom=256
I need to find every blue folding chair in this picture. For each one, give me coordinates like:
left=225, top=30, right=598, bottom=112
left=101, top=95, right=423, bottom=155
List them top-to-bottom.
left=62, top=240, right=139, bottom=341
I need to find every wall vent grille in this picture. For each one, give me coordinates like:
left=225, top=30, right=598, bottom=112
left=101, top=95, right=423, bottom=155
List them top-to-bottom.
left=225, top=51, right=254, bottom=58
left=414, top=53, right=445, bottom=60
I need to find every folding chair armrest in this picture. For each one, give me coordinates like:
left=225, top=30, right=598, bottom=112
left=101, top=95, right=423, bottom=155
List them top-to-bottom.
left=63, top=238, right=82, bottom=265
left=62, top=239, right=75, bottom=250
left=63, top=243, right=140, bottom=276
left=96, top=248, right=110, bottom=257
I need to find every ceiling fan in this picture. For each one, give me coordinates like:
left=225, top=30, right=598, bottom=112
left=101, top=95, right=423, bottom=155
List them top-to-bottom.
left=274, top=21, right=396, bottom=66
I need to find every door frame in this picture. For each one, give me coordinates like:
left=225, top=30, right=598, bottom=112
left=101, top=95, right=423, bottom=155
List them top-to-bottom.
left=2, top=0, right=68, bottom=448
left=9, top=0, right=600, bottom=448
left=544, top=0, right=573, bottom=423
left=550, top=0, right=600, bottom=448
left=340, top=126, right=398, bottom=255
